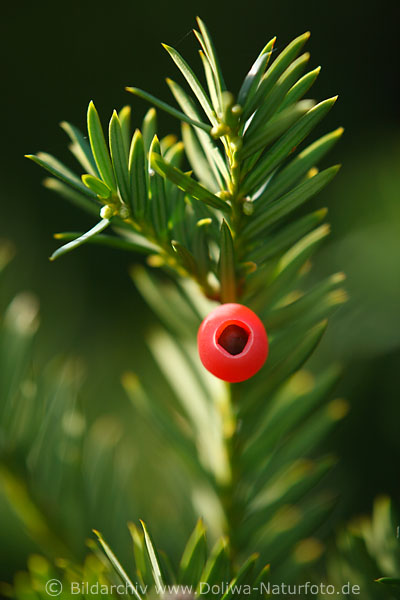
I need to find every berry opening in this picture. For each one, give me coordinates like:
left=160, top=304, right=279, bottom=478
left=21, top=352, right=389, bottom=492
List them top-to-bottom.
left=217, top=324, right=249, bottom=356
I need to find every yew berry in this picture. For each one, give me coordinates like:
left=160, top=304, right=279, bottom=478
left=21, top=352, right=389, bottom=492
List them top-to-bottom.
left=197, top=303, right=269, bottom=383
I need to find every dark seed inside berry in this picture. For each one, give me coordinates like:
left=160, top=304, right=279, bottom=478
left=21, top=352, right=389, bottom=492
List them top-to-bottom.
left=218, top=324, right=249, bottom=355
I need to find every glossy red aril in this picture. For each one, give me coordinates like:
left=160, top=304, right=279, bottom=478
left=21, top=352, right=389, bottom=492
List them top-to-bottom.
left=197, top=303, right=269, bottom=383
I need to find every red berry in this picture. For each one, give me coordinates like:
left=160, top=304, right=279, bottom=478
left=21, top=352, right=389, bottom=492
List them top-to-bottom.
left=197, top=303, right=269, bottom=383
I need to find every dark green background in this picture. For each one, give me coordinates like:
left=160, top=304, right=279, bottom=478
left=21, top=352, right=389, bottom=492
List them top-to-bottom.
left=1, top=0, right=399, bottom=578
